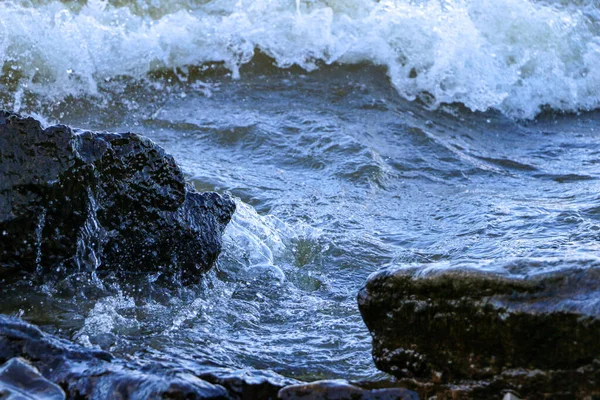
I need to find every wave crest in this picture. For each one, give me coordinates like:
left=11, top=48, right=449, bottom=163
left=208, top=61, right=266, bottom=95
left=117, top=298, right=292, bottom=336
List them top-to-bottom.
left=1, top=0, right=599, bottom=118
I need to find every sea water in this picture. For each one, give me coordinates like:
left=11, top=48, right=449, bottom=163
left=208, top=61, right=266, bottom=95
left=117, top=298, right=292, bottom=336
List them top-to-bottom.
left=1, top=0, right=599, bottom=383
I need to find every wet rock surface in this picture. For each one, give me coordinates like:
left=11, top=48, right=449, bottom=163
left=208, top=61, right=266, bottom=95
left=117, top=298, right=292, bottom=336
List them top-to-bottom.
left=0, top=111, right=235, bottom=284
left=357, top=258, right=600, bottom=399
left=0, top=315, right=229, bottom=399
left=2, top=315, right=424, bottom=400
left=0, top=357, right=65, bottom=400
left=196, top=368, right=298, bottom=400
left=278, top=379, right=419, bottom=400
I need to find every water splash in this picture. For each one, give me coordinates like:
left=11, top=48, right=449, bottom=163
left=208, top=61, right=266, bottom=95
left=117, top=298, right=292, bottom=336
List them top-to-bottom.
left=1, top=0, right=600, bottom=118
left=74, top=188, right=105, bottom=273
left=34, top=208, right=47, bottom=271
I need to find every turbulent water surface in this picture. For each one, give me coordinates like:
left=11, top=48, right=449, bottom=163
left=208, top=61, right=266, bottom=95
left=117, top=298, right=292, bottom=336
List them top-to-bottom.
left=2, top=0, right=600, bottom=384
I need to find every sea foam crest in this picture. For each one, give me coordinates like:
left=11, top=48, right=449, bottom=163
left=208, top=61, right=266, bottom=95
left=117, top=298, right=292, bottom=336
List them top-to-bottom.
left=1, top=0, right=599, bottom=118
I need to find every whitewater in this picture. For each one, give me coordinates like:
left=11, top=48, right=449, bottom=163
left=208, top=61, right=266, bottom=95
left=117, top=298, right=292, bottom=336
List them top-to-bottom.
left=1, top=0, right=600, bottom=118
left=1, top=0, right=600, bottom=396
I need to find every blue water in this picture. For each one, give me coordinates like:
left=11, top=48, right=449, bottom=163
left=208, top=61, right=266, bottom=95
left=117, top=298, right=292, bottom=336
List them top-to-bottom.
left=1, top=0, right=600, bottom=385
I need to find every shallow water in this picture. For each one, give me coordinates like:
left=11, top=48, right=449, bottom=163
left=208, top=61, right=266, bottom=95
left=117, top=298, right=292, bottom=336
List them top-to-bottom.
left=2, top=0, right=600, bottom=386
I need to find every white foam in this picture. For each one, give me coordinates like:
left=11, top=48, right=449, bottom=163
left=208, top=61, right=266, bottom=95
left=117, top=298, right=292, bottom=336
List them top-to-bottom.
left=1, top=0, right=599, bottom=118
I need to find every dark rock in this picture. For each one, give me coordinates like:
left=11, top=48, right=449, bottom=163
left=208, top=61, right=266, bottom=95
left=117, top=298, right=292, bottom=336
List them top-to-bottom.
left=0, top=111, right=235, bottom=284
left=357, top=258, right=600, bottom=399
left=0, top=314, right=228, bottom=399
left=0, top=357, right=65, bottom=400
left=197, top=368, right=298, bottom=400
left=278, top=379, right=419, bottom=400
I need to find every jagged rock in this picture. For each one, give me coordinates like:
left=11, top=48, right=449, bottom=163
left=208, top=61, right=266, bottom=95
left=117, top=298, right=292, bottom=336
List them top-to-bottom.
left=0, top=111, right=235, bottom=284
left=357, top=258, right=600, bottom=399
left=0, top=315, right=228, bottom=399
left=278, top=379, right=419, bottom=400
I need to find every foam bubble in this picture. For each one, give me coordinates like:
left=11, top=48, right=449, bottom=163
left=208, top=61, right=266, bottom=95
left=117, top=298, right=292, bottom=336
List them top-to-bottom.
left=1, top=0, right=599, bottom=118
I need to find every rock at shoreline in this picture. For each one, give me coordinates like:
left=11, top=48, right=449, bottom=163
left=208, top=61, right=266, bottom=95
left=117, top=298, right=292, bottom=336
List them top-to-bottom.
left=0, top=111, right=235, bottom=284
left=358, top=258, right=600, bottom=399
left=0, top=315, right=228, bottom=399
left=3, top=315, right=410, bottom=400
left=0, top=357, right=66, bottom=400
left=196, top=368, right=299, bottom=400
left=278, top=379, right=419, bottom=400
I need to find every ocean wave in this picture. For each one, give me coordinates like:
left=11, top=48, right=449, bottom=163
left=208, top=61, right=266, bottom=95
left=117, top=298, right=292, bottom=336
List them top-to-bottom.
left=1, top=0, right=599, bottom=118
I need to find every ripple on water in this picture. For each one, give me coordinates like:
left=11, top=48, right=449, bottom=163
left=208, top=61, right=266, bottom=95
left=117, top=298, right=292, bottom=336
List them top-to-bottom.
left=3, top=59, right=600, bottom=384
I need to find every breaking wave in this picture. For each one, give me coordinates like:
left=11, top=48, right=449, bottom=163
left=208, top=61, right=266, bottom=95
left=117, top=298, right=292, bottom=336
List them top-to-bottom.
left=1, top=0, right=600, bottom=118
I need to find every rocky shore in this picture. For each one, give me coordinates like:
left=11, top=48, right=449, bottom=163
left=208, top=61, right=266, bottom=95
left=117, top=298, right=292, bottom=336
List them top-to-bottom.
left=0, top=112, right=417, bottom=399
left=1, top=112, right=598, bottom=399
left=0, top=314, right=422, bottom=399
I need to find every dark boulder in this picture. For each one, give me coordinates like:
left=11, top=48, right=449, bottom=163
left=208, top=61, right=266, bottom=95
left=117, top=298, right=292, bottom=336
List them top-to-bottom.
left=0, top=111, right=235, bottom=284
left=358, top=258, right=600, bottom=399
left=0, top=315, right=228, bottom=399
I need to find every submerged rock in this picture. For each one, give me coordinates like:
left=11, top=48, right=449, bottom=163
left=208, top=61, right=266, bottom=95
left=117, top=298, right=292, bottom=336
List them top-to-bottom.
left=0, top=111, right=235, bottom=284
left=358, top=258, right=600, bottom=399
left=0, top=315, right=228, bottom=399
